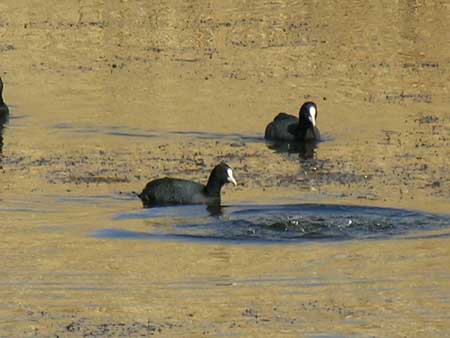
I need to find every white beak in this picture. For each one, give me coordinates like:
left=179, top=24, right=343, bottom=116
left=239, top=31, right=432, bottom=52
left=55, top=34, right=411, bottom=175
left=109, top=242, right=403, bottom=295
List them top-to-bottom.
left=308, top=106, right=316, bottom=127
left=309, top=114, right=316, bottom=127
left=226, top=168, right=237, bottom=186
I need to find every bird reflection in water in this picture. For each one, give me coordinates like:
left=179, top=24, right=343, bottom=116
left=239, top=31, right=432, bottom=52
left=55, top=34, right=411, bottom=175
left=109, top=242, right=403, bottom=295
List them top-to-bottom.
left=265, top=140, right=318, bottom=161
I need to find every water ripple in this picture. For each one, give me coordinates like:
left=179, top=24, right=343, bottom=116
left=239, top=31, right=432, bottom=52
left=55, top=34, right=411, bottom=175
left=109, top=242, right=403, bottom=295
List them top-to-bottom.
left=95, top=204, right=450, bottom=244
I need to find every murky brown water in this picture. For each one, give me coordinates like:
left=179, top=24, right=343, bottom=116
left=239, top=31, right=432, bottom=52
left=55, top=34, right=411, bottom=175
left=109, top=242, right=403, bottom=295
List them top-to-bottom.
left=1, top=0, right=450, bottom=337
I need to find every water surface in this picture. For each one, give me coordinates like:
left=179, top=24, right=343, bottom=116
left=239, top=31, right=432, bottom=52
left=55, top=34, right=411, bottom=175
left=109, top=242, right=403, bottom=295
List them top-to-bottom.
left=1, top=0, right=450, bottom=337
left=98, top=203, right=450, bottom=243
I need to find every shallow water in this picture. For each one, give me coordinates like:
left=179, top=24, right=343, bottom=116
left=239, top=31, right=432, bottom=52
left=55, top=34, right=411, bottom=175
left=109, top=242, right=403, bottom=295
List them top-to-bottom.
left=1, top=0, right=450, bottom=337
left=99, top=204, right=450, bottom=243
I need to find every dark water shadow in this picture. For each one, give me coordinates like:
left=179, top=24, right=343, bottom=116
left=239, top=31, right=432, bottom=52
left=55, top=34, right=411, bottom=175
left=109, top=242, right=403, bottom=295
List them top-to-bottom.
left=7, top=114, right=28, bottom=120
left=51, top=123, right=262, bottom=143
left=52, top=123, right=160, bottom=139
left=171, top=130, right=262, bottom=143
left=265, top=134, right=333, bottom=160
left=266, top=140, right=318, bottom=160
left=56, top=194, right=133, bottom=205
left=94, top=204, right=450, bottom=244
left=114, top=204, right=223, bottom=220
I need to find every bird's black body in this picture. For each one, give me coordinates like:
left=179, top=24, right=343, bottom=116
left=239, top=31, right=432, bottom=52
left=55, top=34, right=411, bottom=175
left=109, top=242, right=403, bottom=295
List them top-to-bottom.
left=0, top=77, right=9, bottom=122
left=0, top=77, right=8, bottom=158
left=264, top=102, right=320, bottom=142
left=139, top=162, right=236, bottom=207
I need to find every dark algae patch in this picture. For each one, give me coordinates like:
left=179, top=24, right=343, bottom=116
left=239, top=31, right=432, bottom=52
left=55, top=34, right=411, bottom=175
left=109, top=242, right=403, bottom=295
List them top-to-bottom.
left=63, top=318, right=162, bottom=336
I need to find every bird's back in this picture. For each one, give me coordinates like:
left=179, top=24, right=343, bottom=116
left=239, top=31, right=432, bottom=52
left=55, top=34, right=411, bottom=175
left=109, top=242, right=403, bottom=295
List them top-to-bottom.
left=0, top=77, right=7, bottom=119
left=264, top=113, right=299, bottom=141
left=140, top=178, right=211, bottom=206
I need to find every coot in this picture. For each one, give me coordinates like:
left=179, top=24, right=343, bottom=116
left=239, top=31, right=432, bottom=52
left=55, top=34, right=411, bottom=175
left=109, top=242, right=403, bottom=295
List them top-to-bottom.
left=0, top=77, right=9, bottom=120
left=264, top=101, right=320, bottom=142
left=139, top=162, right=237, bottom=207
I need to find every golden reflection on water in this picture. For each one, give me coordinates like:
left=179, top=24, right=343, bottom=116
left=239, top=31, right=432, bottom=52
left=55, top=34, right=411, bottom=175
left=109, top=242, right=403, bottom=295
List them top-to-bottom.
left=0, top=0, right=450, bottom=336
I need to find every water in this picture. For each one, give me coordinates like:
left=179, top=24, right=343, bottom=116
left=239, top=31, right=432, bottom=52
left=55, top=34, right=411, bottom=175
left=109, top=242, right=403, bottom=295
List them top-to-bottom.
left=1, top=0, right=450, bottom=337
left=98, top=204, right=450, bottom=243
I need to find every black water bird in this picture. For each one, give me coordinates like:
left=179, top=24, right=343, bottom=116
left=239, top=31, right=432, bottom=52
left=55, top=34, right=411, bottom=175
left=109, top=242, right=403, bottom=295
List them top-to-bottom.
left=0, top=77, right=9, bottom=122
left=0, top=77, right=8, bottom=160
left=264, top=101, right=320, bottom=142
left=139, top=162, right=237, bottom=207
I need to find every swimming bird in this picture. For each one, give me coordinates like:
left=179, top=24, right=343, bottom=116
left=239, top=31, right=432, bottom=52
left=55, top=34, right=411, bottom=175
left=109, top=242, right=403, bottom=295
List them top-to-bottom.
left=0, top=77, right=9, bottom=121
left=264, top=101, right=320, bottom=142
left=139, top=162, right=237, bottom=207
